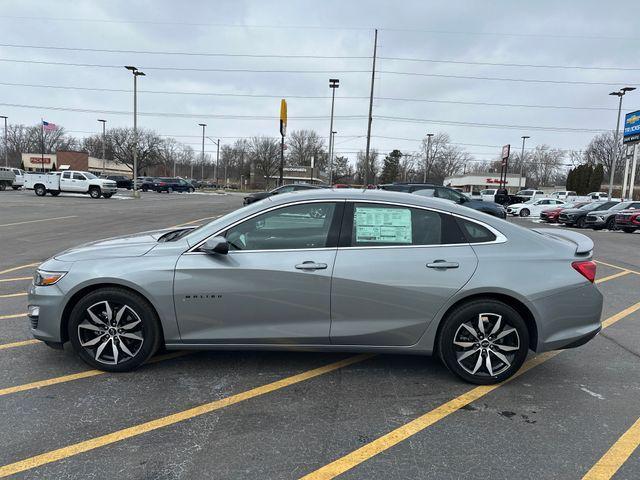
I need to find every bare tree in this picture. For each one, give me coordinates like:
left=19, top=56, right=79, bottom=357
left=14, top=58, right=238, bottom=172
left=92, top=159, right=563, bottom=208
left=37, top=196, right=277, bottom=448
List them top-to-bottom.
left=5, top=124, right=32, bottom=167
left=109, top=128, right=163, bottom=176
left=286, top=129, right=327, bottom=170
left=419, top=132, right=468, bottom=183
left=584, top=132, right=624, bottom=182
left=250, top=137, right=280, bottom=188
left=523, top=145, right=566, bottom=187
left=355, top=149, right=380, bottom=184
left=330, top=155, right=354, bottom=183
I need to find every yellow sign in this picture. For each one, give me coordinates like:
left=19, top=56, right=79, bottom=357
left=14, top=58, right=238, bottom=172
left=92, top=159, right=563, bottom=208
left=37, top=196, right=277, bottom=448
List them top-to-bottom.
left=280, top=99, right=287, bottom=136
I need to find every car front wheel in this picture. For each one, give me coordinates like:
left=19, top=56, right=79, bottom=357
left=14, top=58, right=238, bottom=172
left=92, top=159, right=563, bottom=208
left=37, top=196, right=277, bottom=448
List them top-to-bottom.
left=89, top=187, right=101, bottom=199
left=519, top=209, right=530, bottom=217
left=68, top=287, right=162, bottom=372
left=438, top=299, right=529, bottom=385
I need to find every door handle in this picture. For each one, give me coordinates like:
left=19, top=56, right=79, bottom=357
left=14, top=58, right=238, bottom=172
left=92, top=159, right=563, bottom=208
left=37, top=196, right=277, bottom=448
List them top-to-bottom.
left=427, top=260, right=459, bottom=269
left=295, top=261, right=328, bottom=271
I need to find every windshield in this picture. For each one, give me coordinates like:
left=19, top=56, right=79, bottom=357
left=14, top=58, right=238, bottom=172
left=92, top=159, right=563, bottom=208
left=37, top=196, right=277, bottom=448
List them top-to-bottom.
left=85, top=173, right=97, bottom=179
left=579, top=202, right=603, bottom=211
left=610, top=202, right=631, bottom=211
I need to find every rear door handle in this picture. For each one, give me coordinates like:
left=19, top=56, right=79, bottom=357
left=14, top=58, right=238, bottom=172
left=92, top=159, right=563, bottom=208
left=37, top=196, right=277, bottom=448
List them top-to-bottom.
left=427, top=260, right=459, bottom=269
left=295, top=261, right=328, bottom=271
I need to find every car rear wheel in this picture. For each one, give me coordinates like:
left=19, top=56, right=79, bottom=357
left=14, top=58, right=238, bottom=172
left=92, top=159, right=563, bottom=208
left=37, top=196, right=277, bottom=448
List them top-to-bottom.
left=34, top=184, right=46, bottom=196
left=167, top=187, right=173, bottom=193
left=519, top=209, right=530, bottom=217
left=623, top=227, right=636, bottom=233
left=68, top=288, right=162, bottom=372
left=438, top=300, right=529, bottom=385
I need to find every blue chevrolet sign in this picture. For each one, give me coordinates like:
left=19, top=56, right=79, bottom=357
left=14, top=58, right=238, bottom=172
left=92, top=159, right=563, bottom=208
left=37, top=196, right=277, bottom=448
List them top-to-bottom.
left=624, top=110, right=640, bottom=144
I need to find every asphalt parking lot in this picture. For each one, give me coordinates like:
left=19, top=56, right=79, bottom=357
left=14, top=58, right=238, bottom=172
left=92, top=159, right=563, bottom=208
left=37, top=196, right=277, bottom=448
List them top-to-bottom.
left=1, top=190, right=640, bottom=479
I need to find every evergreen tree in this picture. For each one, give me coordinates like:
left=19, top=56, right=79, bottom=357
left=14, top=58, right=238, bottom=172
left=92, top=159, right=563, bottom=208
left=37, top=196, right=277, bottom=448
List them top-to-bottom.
left=379, top=149, right=402, bottom=184
left=589, top=164, right=604, bottom=193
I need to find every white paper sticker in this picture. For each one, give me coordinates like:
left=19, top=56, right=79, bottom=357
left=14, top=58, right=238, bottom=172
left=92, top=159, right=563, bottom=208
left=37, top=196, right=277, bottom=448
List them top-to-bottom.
left=354, top=206, right=412, bottom=244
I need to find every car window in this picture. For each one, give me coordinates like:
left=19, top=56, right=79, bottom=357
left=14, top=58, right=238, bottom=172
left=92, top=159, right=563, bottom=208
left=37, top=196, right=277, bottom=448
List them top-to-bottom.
left=62, top=171, right=71, bottom=179
left=73, top=173, right=86, bottom=180
left=273, top=185, right=295, bottom=194
left=435, top=187, right=463, bottom=202
left=413, top=188, right=435, bottom=197
left=225, top=202, right=337, bottom=251
left=348, top=203, right=466, bottom=247
left=456, top=218, right=497, bottom=243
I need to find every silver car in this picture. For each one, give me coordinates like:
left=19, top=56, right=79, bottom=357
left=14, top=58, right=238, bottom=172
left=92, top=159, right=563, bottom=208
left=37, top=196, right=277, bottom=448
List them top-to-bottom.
left=27, top=189, right=603, bottom=384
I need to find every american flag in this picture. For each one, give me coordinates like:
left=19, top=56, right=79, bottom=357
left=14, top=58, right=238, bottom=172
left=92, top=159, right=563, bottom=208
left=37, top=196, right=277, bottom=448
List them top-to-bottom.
left=42, top=120, right=58, bottom=132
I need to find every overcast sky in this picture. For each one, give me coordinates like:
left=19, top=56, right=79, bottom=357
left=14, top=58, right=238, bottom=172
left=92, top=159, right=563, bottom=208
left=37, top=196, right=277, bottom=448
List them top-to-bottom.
left=1, top=0, right=639, bottom=165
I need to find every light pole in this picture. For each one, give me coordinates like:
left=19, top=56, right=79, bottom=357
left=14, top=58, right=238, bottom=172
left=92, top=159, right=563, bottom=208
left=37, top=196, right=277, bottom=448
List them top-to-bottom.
left=125, top=66, right=145, bottom=197
left=328, top=78, right=339, bottom=185
left=607, top=87, right=636, bottom=200
left=0, top=115, right=7, bottom=167
left=98, top=119, right=106, bottom=175
left=198, top=123, right=206, bottom=180
left=329, top=130, right=337, bottom=185
left=423, top=133, right=434, bottom=183
left=519, top=135, right=530, bottom=189
left=207, top=137, right=221, bottom=186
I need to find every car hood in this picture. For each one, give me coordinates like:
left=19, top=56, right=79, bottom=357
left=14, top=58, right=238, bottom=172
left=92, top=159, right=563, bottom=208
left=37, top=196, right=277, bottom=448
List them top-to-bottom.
left=247, top=192, right=271, bottom=200
left=466, top=199, right=501, bottom=210
left=506, top=203, right=528, bottom=209
left=53, top=229, right=170, bottom=262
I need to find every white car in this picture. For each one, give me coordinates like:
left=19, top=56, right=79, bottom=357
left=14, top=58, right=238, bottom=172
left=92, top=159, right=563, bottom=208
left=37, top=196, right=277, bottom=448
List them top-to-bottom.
left=479, top=188, right=497, bottom=202
left=550, top=191, right=577, bottom=201
left=507, top=198, right=566, bottom=217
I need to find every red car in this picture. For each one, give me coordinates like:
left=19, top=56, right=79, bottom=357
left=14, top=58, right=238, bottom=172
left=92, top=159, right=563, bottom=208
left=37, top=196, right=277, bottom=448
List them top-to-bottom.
left=540, top=201, right=590, bottom=223
left=615, top=209, right=640, bottom=233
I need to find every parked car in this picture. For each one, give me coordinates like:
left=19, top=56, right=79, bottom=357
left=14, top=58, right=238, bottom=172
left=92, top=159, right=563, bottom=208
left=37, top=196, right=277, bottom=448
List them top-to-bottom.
left=0, top=167, right=25, bottom=189
left=0, top=167, right=16, bottom=190
left=24, top=170, right=117, bottom=198
left=102, top=175, right=133, bottom=190
left=136, top=177, right=158, bottom=192
left=152, top=177, right=195, bottom=193
left=243, top=183, right=321, bottom=205
left=378, top=183, right=507, bottom=219
left=479, top=188, right=497, bottom=202
left=28, top=189, right=603, bottom=385
left=514, top=189, right=545, bottom=201
left=550, top=191, right=577, bottom=201
left=588, top=192, right=609, bottom=200
left=506, top=198, right=566, bottom=217
left=558, top=201, right=619, bottom=228
left=584, top=201, right=640, bottom=230
left=539, top=202, right=590, bottom=223
left=614, top=209, right=640, bottom=233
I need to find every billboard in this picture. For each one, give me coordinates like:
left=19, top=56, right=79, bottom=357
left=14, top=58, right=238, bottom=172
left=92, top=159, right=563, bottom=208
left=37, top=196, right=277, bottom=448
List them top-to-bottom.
left=624, top=110, right=640, bottom=144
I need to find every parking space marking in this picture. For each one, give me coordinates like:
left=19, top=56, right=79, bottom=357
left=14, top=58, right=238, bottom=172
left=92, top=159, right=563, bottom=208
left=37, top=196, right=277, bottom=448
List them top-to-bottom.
left=171, top=214, right=222, bottom=228
left=0, top=216, right=77, bottom=228
left=596, top=260, right=640, bottom=277
left=0, top=263, right=39, bottom=276
left=596, top=270, right=632, bottom=284
left=0, top=276, right=32, bottom=283
left=0, top=292, right=27, bottom=299
left=299, top=302, right=640, bottom=480
left=0, top=313, right=26, bottom=320
left=0, top=340, right=39, bottom=351
left=0, top=351, right=188, bottom=397
left=0, top=353, right=373, bottom=478
left=582, top=416, right=640, bottom=480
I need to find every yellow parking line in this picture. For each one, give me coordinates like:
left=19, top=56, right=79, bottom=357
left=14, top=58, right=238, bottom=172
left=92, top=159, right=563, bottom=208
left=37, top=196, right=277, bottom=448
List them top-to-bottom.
left=171, top=214, right=222, bottom=228
left=0, top=215, right=77, bottom=228
left=595, top=260, right=640, bottom=277
left=0, top=263, right=39, bottom=276
left=596, top=270, right=631, bottom=284
left=0, top=276, right=32, bottom=283
left=0, top=292, right=27, bottom=299
left=300, top=302, right=640, bottom=480
left=0, top=313, right=26, bottom=320
left=0, top=340, right=39, bottom=351
left=0, top=351, right=188, bottom=397
left=0, top=353, right=372, bottom=478
left=583, top=416, right=640, bottom=480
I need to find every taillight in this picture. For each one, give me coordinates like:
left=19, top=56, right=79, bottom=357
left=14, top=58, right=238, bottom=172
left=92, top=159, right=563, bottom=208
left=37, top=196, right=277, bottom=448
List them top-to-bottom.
left=572, top=260, right=596, bottom=283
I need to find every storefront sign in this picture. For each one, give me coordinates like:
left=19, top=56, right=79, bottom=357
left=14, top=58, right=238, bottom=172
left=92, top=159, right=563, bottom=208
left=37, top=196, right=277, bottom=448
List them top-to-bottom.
left=30, top=157, right=52, bottom=164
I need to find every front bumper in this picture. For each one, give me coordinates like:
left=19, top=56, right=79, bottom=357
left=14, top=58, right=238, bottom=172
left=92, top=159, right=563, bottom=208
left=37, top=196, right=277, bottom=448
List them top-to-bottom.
left=102, top=186, right=118, bottom=194
left=584, top=216, right=606, bottom=227
left=27, top=282, right=67, bottom=343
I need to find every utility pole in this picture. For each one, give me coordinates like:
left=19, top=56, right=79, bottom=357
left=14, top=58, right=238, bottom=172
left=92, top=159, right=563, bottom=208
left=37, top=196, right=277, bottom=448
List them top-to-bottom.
left=364, top=28, right=378, bottom=187
left=125, top=66, right=145, bottom=198
left=328, top=79, right=339, bottom=185
left=607, top=87, right=635, bottom=200
left=0, top=115, right=7, bottom=167
left=98, top=119, right=107, bottom=175
left=198, top=123, right=206, bottom=180
left=330, top=130, right=337, bottom=184
left=423, top=133, right=433, bottom=183
left=519, top=135, right=530, bottom=189
left=206, top=137, right=221, bottom=186
left=218, top=139, right=224, bottom=186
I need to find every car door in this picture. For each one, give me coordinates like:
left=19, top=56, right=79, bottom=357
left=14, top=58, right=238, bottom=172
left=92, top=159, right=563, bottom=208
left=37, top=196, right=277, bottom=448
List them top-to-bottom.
left=60, top=171, right=74, bottom=191
left=174, top=201, right=343, bottom=344
left=330, top=201, right=479, bottom=346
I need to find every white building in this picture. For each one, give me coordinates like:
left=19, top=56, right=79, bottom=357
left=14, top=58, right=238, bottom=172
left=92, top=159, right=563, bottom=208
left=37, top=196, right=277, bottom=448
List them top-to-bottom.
left=21, top=151, right=131, bottom=176
left=443, top=173, right=527, bottom=194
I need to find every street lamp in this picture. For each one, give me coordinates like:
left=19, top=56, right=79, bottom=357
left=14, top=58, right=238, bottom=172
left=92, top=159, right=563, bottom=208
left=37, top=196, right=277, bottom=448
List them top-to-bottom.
left=125, top=66, right=145, bottom=197
left=328, top=78, right=339, bottom=185
left=607, top=86, right=636, bottom=200
left=0, top=115, right=7, bottom=167
left=97, top=119, right=107, bottom=175
left=198, top=123, right=206, bottom=180
left=329, top=130, right=337, bottom=185
left=423, top=133, right=434, bottom=183
left=519, top=135, right=530, bottom=189
left=207, top=137, right=221, bottom=186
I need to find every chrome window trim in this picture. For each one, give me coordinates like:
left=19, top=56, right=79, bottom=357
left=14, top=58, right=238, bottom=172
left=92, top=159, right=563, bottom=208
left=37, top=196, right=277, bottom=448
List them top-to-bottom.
left=184, top=197, right=507, bottom=255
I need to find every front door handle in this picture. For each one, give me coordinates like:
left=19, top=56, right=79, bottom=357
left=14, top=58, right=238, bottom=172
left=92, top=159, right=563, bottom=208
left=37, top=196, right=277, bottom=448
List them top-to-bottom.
left=427, top=260, right=459, bottom=269
left=295, top=261, right=328, bottom=271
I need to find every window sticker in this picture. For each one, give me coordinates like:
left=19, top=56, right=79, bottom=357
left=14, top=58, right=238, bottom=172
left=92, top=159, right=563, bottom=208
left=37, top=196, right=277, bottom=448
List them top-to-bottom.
left=354, top=206, right=412, bottom=244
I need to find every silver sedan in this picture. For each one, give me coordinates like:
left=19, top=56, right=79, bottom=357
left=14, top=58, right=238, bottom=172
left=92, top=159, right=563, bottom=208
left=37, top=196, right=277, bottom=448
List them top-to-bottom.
left=27, top=189, right=603, bottom=384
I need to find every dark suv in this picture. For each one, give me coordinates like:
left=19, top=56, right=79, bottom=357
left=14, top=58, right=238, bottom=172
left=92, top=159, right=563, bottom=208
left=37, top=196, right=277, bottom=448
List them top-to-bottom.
left=102, top=175, right=133, bottom=189
left=152, top=177, right=195, bottom=193
left=378, top=183, right=507, bottom=219
left=559, top=201, right=619, bottom=228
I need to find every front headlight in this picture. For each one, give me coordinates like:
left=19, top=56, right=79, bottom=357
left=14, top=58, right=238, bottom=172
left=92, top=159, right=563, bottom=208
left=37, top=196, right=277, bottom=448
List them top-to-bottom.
left=33, top=270, right=67, bottom=286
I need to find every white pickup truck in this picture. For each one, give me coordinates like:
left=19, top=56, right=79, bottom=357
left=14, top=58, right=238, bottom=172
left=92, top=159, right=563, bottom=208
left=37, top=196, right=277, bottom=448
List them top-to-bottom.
left=24, top=170, right=118, bottom=198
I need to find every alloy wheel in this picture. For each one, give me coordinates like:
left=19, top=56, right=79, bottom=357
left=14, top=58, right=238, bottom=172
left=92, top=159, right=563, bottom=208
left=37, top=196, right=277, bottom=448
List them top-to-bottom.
left=77, top=300, right=144, bottom=365
left=453, top=313, right=520, bottom=377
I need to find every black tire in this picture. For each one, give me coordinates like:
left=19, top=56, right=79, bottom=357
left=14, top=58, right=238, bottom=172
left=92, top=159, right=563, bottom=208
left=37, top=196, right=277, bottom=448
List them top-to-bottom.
left=0, top=182, right=6, bottom=191
left=34, top=184, right=47, bottom=196
left=12, top=186, right=19, bottom=190
left=142, top=186, right=148, bottom=192
left=89, top=187, right=101, bottom=199
left=167, top=187, right=173, bottom=193
left=188, top=187, right=194, bottom=193
left=50, top=191, right=61, bottom=196
left=102, top=193, right=113, bottom=199
left=519, top=209, right=530, bottom=217
left=576, top=217, right=586, bottom=228
left=605, top=217, right=617, bottom=231
left=623, top=227, right=636, bottom=233
left=68, top=287, right=162, bottom=372
left=438, top=299, right=529, bottom=385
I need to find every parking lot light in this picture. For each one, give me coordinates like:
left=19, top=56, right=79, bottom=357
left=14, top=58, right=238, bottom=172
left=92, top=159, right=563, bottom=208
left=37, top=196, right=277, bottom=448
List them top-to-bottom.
left=125, top=66, right=146, bottom=198
left=607, top=87, right=636, bottom=201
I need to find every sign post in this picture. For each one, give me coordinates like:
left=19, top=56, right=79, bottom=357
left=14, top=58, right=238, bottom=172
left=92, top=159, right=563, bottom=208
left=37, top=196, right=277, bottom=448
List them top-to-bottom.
left=279, top=99, right=287, bottom=186
left=623, top=110, right=640, bottom=200
left=500, top=144, right=510, bottom=190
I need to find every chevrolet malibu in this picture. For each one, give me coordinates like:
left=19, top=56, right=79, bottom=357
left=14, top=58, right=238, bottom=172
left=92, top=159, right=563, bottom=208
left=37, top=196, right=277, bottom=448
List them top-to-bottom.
left=28, top=189, right=603, bottom=384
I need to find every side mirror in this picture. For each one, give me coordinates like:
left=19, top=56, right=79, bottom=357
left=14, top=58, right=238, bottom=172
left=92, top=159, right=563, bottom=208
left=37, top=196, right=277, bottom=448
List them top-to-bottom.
left=458, top=196, right=468, bottom=204
left=201, top=236, right=229, bottom=255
